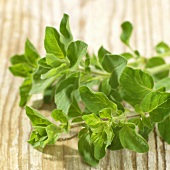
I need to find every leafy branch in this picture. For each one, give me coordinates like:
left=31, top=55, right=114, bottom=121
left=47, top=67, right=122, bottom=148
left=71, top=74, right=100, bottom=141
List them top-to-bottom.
left=9, top=13, right=170, bottom=167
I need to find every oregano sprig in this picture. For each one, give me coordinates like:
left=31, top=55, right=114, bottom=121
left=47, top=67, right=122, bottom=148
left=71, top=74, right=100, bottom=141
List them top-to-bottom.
left=9, top=13, right=170, bottom=167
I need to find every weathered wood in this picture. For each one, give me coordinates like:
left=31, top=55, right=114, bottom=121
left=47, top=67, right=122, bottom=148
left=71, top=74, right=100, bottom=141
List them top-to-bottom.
left=0, top=0, right=170, bottom=169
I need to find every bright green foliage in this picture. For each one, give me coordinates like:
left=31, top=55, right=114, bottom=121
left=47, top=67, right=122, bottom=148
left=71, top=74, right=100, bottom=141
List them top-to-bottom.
left=60, top=13, right=73, bottom=50
left=9, top=15, right=170, bottom=167
left=120, top=21, right=133, bottom=46
left=44, top=27, right=65, bottom=58
left=25, top=39, right=40, bottom=67
left=9, top=40, right=40, bottom=106
left=67, top=40, right=88, bottom=69
left=155, top=42, right=170, bottom=54
left=98, top=46, right=111, bottom=64
left=121, top=52, right=133, bottom=60
left=46, top=53, right=64, bottom=68
left=102, top=54, right=127, bottom=89
left=146, top=57, right=169, bottom=80
left=30, top=66, right=58, bottom=94
left=120, top=67, right=153, bottom=106
left=55, top=73, right=79, bottom=113
left=19, top=77, right=32, bottom=106
left=155, top=77, right=170, bottom=91
left=99, top=78, right=111, bottom=96
left=79, top=86, right=117, bottom=114
left=140, top=91, right=170, bottom=122
left=68, top=97, right=82, bottom=118
left=26, top=106, right=63, bottom=148
left=51, top=109, right=69, bottom=131
left=82, top=113, right=114, bottom=160
left=158, top=116, right=170, bottom=144
left=119, top=123, right=149, bottom=153
left=108, top=127, right=123, bottom=151
left=78, top=133, right=99, bottom=166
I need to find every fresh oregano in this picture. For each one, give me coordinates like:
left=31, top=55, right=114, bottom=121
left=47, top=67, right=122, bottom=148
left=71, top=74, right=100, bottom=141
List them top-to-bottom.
left=9, top=13, right=170, bottom=166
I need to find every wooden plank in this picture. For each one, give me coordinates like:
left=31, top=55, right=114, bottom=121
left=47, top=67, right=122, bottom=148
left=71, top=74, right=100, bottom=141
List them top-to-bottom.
left=1, top=0, right=170, bottom=169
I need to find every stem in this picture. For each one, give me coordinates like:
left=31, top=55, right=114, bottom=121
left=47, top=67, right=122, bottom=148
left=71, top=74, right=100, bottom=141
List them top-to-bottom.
left=127, top=45, right=139, bottom=58
left=159, top=52, right=170, bottom=58
left=147, top=63, right=170, bottom=74
left=78, top=66, right=110, bottom=76
left=126, top=114, right=141, bottom=119
left=71, top=122, right=85, bottom=128
left=58, top=133, right=78, bottom=141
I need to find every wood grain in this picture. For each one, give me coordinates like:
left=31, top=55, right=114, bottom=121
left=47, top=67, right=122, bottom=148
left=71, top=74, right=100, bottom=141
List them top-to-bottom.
left=0, top=0, right=170, bottom=169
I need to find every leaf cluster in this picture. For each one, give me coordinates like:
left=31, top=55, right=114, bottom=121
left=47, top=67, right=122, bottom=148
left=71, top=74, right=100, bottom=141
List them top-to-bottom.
left=9, top=14, right=170, bottom=167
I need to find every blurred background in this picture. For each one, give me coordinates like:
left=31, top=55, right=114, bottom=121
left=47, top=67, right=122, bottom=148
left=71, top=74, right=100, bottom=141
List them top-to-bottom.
left=1, top=0, right=170, bottom=169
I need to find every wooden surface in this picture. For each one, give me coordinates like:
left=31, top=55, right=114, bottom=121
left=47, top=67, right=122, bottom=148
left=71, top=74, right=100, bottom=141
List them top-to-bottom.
left=1, top=0, right=170, bottom=169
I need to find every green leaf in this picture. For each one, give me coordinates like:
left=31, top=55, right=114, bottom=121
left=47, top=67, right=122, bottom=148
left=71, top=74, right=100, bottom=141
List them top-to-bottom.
left=60, top=13, right=73, bottom=50
left=120, top=21, right=133, bottom=46
left=44, top=27, right=65, bottom=58
left=25, top=39, right=40, bottom=67
left=67, top=40, right=88, bottom=69
left=155, top=42, right=170, bottom=54
left=98, top=46, right=111, bottom=64
left=134, top=50, right=140, bottom=57
left=121, top=52, right=133, bottom=60
left=46, top=53, right=64, bottom=68
left=85, top=53, right=90, bottom=67
left=91, top=53, right=103, bottom=70
left=10, top=54, right=27, bottom=65
left=102, top=54, right=127, bottom=89
left=102, top=54, right=127, bottom=73
left=146, top=57, right=169, bottom=80
left=38, top=58, right=51, bottom=69
left=9, top=63, right=32, bottom=77
left=41, top=63, right=67, bottom=80
left=30, top=66, right=57, bottom=94
left=120, top=67, right=154, bottom=106
left=55, top=73, right=79, bottom=113
left=19, top=77, right=32, bottom=106
left=155, top=77, right=170, bottom=91
left=98, top=78, right=111, bottom=96
left=43, top=86, right=54, bottom=104
left=79, top=86, right=117, bottom=114
left=109, top=89, right=122, bottom=102
left=140, top=91, right=170, bottom=122
left=140, top=91, right=169, bottom=112
left=68, top=97, right=82, bottom=118
left=26, top=106, right=52, bottom=126
left=99, top=108, right=112, bottom=119
left=51, top=109, right=69, bottom=130
left=82, top=113, right=102, bottom=129
left=83, top=113, right=114, bottom=160
left=141, top=115, right=153, bottom=129
left=158, top=116, right=170, bottom=144
left=72, top=117, right=83, bottom=123
left=119, top=123, right=149, bottom=153
left=28, top=124, right=62, bottom=148
left=45, top=124, right=62, bottom=145
left=139, top=126, right=153, bottom=141
left=108, top=127, right=123, bottom=151
left=28, top=128, right=47, bottom=148
left=78, top=128, right=88, bottom=138
left=78, top=133, right=99, bottom=167
left=91, top=133, right=107, bottom=160
left=108, top=133, right=123, bottom=151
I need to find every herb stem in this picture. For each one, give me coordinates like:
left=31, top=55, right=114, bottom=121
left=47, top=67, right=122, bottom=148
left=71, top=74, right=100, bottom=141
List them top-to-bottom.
left=159, top=52, right=170, bottom=58
left=147, top=63, right=170, bottom=74
left=78, top=66, right=110, bottom=76
left=126, top=114, right=141, bottom=119
left=71, top=122, right=85, bottom=128
left=58, top=133, right=78, bottom=141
